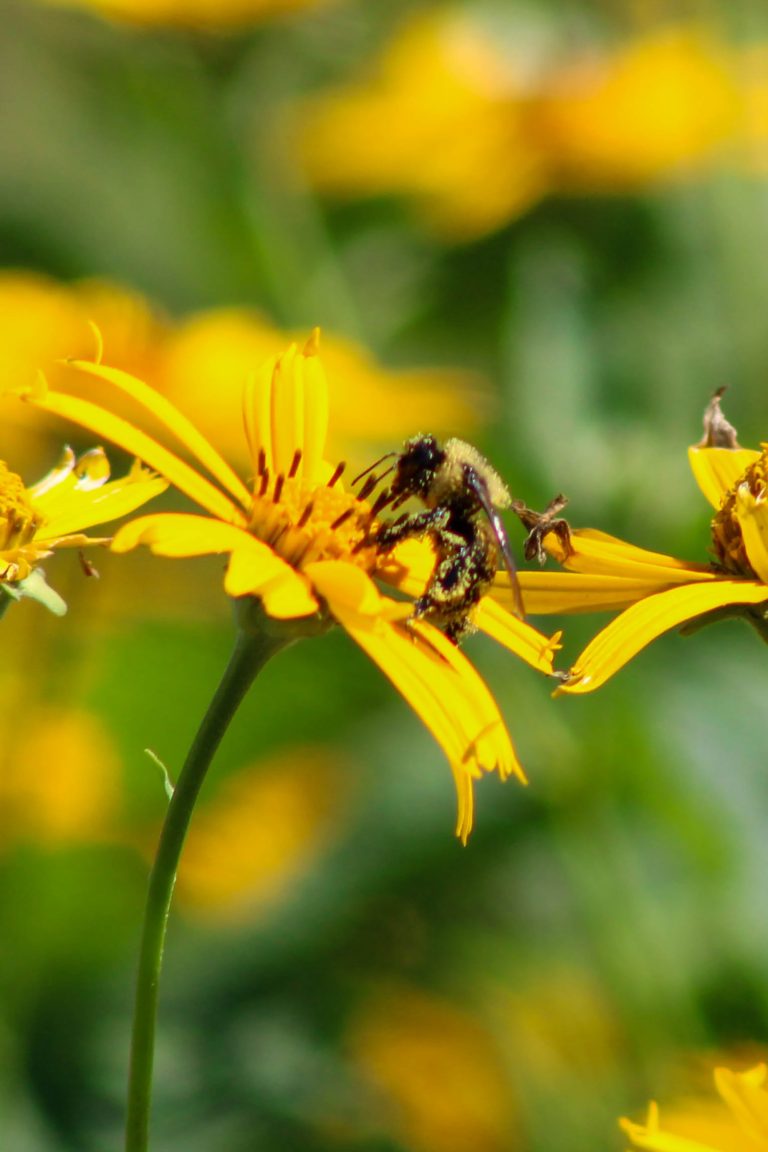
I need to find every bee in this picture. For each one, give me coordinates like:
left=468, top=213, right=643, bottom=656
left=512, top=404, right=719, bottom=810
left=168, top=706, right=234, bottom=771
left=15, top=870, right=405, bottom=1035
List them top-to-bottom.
left=360, top=434, right=524, bottom=644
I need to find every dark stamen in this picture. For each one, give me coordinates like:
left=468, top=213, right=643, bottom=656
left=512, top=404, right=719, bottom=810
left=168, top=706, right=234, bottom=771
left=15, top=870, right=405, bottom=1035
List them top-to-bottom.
left=257, top=447, right=266, bottom=476
left=288, top=449, right=302, bottom=478
left=327, top=461, right=346, bottom=488
left=258, top=468, right=270, bottom=497
left=273, top=474, right=285, bottom=504
left=357, top=474, right=378, bottom=501
left=370, top=490, right=393, bottom=518
left=296, top=501, right=314, bottom=529
left=330, top=508, right=354, bottom=532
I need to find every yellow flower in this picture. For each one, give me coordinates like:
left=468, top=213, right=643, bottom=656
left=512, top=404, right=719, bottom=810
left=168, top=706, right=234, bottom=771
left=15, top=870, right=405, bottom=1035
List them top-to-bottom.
left=35, top=0, right=334, bottom=31
left=295, top=10, right=549, bottom=241
left=294, top=14, right=753, bottom=239
left=531, top=27, right=739, bottom=190
left=12, top=332, right=559, bottom=839
left=510, top=394, right=768, bottom=694
left=0, top=444, right=167, bottom=606
left=175, top=746, right=344, bottom=919
left=345, top=985, right=514, bottom=1152
left=622, top=1063, right=768, bottom=1151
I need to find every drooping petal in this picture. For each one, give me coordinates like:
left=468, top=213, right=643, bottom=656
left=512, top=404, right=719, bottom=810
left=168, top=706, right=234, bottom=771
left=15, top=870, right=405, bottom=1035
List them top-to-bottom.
left=69, top=360, right=253, bottom=510
left=18, top=379, right=246, bottom=527
left=688, top=445, right=760, bottom=509
left=735, top=484, right=768, bottom=584
left=308, top=560, right=521, bottom=840
left=562, top=579, right=768, bottom=694
left=475, top=597, right=560, bottom=672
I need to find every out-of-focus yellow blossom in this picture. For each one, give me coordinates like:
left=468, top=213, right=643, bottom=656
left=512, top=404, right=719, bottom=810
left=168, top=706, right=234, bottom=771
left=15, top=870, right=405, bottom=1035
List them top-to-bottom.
left=36, top=0, right=334, bottom=31
left=296, top=10, right=548, bottom=240
left=295, top=14, right=757, bottom=240
left=531, top=27, right=739, bottom=190
left=154, top=308, right=485, bottom=473
left=11, top=334, right=560, bottom=839
left=505, top=393, right=768, bottom=693
left=0, top=445, right=166, bottom=599
left=0, top=706, right=120, bottom=846
left=175, top=747, right=344, bottom=918
left=345, top=985, right=516, bottom=1152
left=622, top=1062, right=768, bottom=1151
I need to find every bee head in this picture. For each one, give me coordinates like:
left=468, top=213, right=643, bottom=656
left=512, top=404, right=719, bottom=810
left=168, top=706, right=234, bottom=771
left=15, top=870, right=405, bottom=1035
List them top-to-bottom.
left=392, top=434, right=444, bottom=500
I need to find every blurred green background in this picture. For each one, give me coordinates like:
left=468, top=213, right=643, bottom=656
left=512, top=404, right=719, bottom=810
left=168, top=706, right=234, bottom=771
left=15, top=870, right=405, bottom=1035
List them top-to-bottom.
left=2, top=0, right=768, bottom=1149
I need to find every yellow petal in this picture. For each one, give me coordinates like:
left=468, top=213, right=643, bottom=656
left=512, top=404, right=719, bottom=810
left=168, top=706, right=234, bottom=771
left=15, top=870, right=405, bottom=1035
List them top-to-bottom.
left=299, top=330, right=329, bottom=487
left=69, top=360, right=252, bottom=510
left=20, top=381, right=246, bottom=527
left=688, top=445, right=760, bottom=509
left=36, top=474, right=167, bottom=539
left=735, top=484, right=768, bottom=584
left=112, top=513, right=258, bottom=558
left=558, top=529, right=713, bottom=580
left=225, top=539, right=317, bottom=614
left=305, top=558, right=385, bottom=615
left=309, top=561, right=520, bottom=841
left=514, top=570, right=713, bottom=615
left=562, top=579, right=768, bottom=694
left=475, top=597, right=560, bottom=672
left=714, top=1065, right=768, bottom=1144
left=620, top=1103, right=717, bottom=1152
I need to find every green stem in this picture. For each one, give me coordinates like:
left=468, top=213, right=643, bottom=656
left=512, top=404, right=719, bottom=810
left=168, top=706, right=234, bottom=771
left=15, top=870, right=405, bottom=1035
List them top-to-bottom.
left=124, top=626, right=287, bottom=1152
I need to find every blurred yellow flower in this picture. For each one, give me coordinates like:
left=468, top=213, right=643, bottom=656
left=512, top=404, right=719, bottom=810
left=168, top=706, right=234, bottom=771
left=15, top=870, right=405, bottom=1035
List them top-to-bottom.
left=36, top=0, right=334, bottom=31
left=296, top=10, right=548, bottom=240
left=294, top=14, right=756, bottom=239
left=531, top=27, right=739, bottom=190
left=12, top=333, right=559, bottom=838
left=511, top=393, right=768, bottom=693
left=0, top=445, right=166, bottom=605
left=0, top=705, right=120, bottom=845
left=176, top=747, right=344, bottom=918
left=345, top=985, right=516, bottom=1152
left=622, top=1062, right=768, bottom=1151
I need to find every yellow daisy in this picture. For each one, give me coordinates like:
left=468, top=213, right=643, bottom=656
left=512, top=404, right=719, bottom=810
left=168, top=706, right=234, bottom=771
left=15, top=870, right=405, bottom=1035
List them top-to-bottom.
left=12, top=332, right=559, bottom=839
left=505, top=393, right=768, bottom=694
left=0, top=444, right=166, bottom=612
left=622, top=1062, right=768, bottom=1151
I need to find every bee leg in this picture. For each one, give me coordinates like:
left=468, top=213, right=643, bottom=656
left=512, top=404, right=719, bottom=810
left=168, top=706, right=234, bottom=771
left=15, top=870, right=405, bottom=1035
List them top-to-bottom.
left=374, top=507, right=449, bottom=550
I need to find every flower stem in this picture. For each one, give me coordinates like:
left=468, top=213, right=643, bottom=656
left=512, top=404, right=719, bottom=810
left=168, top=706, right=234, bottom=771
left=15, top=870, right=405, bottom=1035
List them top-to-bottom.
left=124, top=625, right=288, bottom=1152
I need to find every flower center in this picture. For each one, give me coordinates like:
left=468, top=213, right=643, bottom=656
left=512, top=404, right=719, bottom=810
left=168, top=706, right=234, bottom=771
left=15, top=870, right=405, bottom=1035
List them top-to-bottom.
left=710, top=447, right=768, bottom=577
left=246, top=452, right=378, bottom=571
left=0, top=462, right=43, bottom=553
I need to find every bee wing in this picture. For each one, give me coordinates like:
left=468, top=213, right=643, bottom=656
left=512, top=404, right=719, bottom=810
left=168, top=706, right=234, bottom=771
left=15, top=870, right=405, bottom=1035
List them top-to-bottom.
left=465, top=466, right=525, bottom=619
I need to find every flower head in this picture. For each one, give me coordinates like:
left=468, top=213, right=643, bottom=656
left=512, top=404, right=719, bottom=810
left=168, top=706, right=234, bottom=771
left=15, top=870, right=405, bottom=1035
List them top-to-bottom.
left=11, top=332, right=559, bottom=838
left=511, top=392, right=768, bottom=693
left=0, top=445, right=166, bottom=612
left=622, top=1062, right=768, bottom=1152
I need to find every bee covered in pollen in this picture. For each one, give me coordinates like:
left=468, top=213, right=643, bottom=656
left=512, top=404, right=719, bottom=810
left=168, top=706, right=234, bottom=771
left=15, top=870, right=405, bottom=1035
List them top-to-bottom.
left=357, top=434, right=524, bottom=644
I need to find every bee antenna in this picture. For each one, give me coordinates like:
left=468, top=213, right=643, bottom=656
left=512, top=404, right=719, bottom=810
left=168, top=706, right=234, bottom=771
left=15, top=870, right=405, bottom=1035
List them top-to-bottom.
left=351, top=452, right=396, bottom=487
